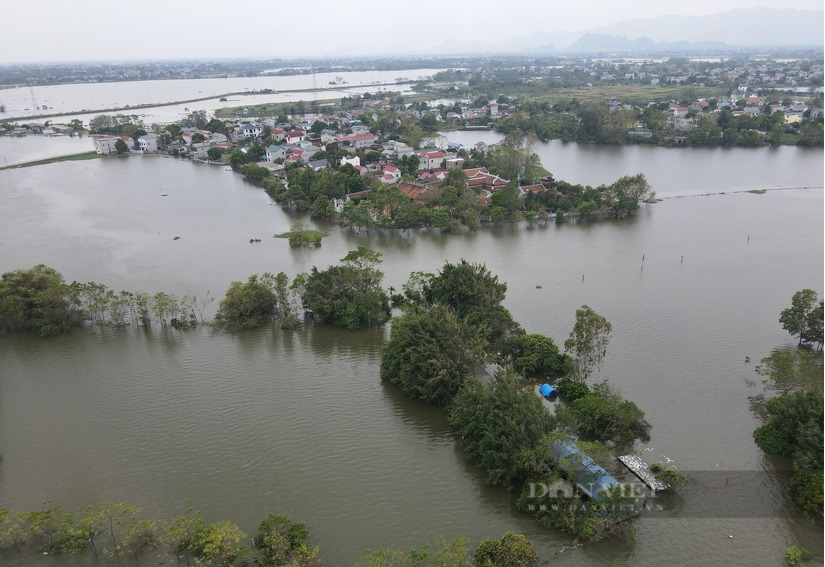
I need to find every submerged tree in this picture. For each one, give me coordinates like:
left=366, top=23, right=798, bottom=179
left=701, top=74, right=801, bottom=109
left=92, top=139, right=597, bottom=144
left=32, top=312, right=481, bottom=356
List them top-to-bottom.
left=301, top=247, right=390, bottom=329
left=0, top=265, right=83, bottom=336
left=215, top=274, right=277, bottom=331
left=780, top=289, right=821, bottom=347
left=381, top=304, right=486, bottom=406
left=564, top=305, right=612, bottom=381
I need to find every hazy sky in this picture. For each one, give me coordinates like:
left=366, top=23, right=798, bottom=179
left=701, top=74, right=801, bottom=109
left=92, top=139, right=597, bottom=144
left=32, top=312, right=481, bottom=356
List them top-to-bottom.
left=2, top=0, right=823, bottom=63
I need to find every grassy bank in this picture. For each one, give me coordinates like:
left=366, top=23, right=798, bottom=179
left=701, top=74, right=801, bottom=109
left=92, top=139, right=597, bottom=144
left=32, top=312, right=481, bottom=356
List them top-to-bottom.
left=0, top=151, right=101, bottom=170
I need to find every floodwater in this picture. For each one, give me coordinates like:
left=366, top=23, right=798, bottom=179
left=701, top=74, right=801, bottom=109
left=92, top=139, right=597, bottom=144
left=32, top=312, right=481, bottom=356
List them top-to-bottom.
left=0, top=68, right=444, bottom=122
left=0, top=144, right=823, bottom=566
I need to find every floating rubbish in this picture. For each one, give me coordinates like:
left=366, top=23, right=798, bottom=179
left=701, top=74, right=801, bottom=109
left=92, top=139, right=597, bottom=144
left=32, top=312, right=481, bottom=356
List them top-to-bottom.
left=173, top=236, right=180, bottom=240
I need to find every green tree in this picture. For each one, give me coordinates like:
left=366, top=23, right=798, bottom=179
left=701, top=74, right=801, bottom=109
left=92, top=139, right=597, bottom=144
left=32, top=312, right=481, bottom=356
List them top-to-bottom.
left=204, top=118, right=228, bottom=135
left=114, top=138, right=128, bottom=154
left=206, top=147, right=223, bottom=161
left=301, top=247, right=390, bottom=329
left=423, top=260, right=522, bottom=351
left=0, top=265, right=83, bottom=336
left=216, top=274, right=277, bottom=331
left=780, top=290, right=820, bottom=346
left=802, top=300, right=824, bottom=350
left=381, top=304, right=486, bottom=405
left=564, top=305, right=612, bottom=381
left=503, top=334, right=570, bottom=377
left=756, top=349, right=823, bottom=395
left=448, top=368, right=557, bottom=488
left=557, top=381, right=651, bottom=445
left=754, top=390, right=823, bottom=517
left=163, top=509, right=201, bottom=566
left=253, top=514, right=318, bottom=567
left=191, top=520, right=247, bottom=567
left=474, top=532, right=538, bottom=567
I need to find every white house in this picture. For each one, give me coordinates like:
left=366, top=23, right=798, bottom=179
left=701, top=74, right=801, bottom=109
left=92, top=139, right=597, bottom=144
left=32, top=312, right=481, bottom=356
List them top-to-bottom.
left=241, top=123, right=262, bottom=138
left=285, top=129, right=306, bottom=144
left=320, top=129, right=338, bottom=144
left=352, top=133, right=376, bottom=149
left=138, top=134, right=159, bottom=152
left=94, top=136, right=117, bottom=154
left=266, top=145, right=286, bottom=162
left=418, top=150, right=446, bottom=171
left=340, top=155, right=361, bottom=168
left=381, top=164, right=401, bottom=183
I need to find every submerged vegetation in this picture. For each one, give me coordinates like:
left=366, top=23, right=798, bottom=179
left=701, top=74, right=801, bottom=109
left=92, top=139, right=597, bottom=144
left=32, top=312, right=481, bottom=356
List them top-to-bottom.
left=751, top=289, right=824, bottom=519
left=0, top=501, right=539, bottom=567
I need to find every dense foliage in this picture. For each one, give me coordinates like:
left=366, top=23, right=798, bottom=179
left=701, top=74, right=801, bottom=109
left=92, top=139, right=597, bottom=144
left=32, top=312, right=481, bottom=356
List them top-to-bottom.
left=301, top=247, right=390, bottom=329
left=421, top=260, right=523, bottom=352
left=0, top=265, right=83, bottom=336
left=216, top=273, right=279, bottom=331
left=779, top=289, right=823, bottom=349
left=381, top=304, right=486, bottom=405
left=564, top=305, right=613, bottom=381
left=502, top=333, right=571, bottom=377
left=447, top=369, right=557, bottom=488
left=556, top=381, right=651, bottom=446
left=754, top=389, right=823, bottom=518
left=0, top=500, right=541, bottom=567
left=253, top=514, right=319, bottom=566
left=473, top=532, right=539, bottom=567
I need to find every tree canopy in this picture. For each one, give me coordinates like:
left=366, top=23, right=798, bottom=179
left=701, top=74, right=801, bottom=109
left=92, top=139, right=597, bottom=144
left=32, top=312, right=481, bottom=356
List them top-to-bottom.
left=301, top=247, right=390, bottom=329
left=0, top=265, right=83, bottom=336
left=215, top=273, right=278, bottom=331
left=780, top=289, right=822, bottom=347
left=381, top=304, right=486, bottom=406
left=564, top=305, right=612, bottom=381
left=503, top=333, right=571, bottom=377
left=447, top=368, right=557, bottom=488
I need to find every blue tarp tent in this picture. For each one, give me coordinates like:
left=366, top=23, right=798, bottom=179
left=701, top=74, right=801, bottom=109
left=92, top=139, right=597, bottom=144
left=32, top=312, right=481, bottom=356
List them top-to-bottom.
left=539, top=383, right=557, bottom=398
left=549, top=439, right=620, bottom=500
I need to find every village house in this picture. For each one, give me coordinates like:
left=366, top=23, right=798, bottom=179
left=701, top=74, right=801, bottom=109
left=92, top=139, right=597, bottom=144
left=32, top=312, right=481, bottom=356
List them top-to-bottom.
left=240, top=122, right=262, bottom=138
left=271, top=127, right=286, bottom=142
left=285, top=128, right=306, bottom=144
left=320, top=129, right=339, bottom=144
left=138, top=133, right=159, bottom=152
left=93, top=136, right=118, bottom=154
left=266, top=144, right=286, bottom=162
left=418, top=150, right=446, bottom=171
left=340, top=155, right=361, bottom=168
left=307, top=159, right=328, bottom=172
left=380, top=164, right=401, bottom=184
left=465, top=167, right=508, bottom=192
left=397, top=182, right=430, bottom=200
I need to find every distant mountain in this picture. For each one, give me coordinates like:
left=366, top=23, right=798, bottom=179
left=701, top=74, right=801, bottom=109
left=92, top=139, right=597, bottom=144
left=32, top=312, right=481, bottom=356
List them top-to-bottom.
left=431, top=7, right=823, bottom=56
left=588, top=8, right=823, bottom=47
left=566, top=33, right=731, bottom=53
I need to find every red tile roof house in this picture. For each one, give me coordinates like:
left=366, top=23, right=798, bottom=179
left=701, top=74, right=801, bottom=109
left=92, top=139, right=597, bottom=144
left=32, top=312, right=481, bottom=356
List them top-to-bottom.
left=417, top=150, right=446, bottom=171
left=380, top=164, right=401, bottom=184
left=465, top=167, right=508, bottom=192
left=397, top=182, right=431, bottom=200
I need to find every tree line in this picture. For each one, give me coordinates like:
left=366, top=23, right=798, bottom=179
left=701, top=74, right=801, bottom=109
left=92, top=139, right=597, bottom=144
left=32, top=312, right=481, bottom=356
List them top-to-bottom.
left=0, top=265, right=211, bottom=337
left=752, top=289, right=824, bottom=519
left=0, top=501, right=541, bottom=567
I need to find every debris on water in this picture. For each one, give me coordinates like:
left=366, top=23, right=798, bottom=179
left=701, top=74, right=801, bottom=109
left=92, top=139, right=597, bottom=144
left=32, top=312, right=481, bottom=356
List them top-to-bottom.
left=173, top=236, right=180, bottom=240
